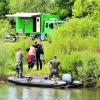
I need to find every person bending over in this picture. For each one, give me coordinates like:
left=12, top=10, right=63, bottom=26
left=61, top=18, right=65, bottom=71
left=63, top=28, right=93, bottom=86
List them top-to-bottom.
left=48, top=56, right=61, bottom=79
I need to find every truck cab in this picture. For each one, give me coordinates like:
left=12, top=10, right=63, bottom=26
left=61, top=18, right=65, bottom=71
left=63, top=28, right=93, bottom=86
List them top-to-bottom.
left=44, top=19, right=64, bottom=36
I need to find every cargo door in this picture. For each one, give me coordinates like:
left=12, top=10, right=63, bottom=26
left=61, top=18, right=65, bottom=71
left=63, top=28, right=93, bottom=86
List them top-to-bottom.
left=33, top=17, right=36, bottom=32
left=24, top=18, right=33, bottom=34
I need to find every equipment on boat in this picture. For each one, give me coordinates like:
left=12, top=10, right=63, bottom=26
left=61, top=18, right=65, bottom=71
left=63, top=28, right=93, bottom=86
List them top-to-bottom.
left=62, top=74, right=72, bottom=84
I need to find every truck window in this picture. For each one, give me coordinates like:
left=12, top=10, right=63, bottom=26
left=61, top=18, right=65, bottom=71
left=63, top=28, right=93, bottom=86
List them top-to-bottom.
left=46, top=23, right=48, bottom=27
left=49, top=23, right=53, bottom=29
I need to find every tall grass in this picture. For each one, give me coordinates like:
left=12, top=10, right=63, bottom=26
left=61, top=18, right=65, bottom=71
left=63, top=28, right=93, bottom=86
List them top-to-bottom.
left=44, top=17, right=100, bottom=80
left=0, top=34, right=33, bottom=74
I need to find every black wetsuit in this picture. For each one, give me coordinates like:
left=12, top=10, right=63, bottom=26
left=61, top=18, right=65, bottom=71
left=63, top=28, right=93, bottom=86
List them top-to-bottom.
left=33, top=43, right=42, bottom=70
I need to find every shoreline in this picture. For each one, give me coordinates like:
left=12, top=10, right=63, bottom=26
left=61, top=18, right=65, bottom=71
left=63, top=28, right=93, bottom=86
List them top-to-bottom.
left=0, top=76, right=100, bottom=89
left=0, top=81, right=100, bottom=89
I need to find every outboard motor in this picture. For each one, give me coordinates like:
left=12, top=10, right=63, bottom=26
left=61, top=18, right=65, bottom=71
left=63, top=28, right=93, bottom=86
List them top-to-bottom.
left=62, top=74, right=72, bottom=85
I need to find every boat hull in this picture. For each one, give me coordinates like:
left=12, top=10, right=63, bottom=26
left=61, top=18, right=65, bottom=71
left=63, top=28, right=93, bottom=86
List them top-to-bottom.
left=8, top=77, right=66, bottom=88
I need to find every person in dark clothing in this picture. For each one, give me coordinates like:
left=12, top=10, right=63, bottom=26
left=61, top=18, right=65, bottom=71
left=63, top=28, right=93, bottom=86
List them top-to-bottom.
left=39, top=40, right=45, bottom=64
left=33, top=41, right=42, bottom=70
left=48, top=56, right=61, bottom=78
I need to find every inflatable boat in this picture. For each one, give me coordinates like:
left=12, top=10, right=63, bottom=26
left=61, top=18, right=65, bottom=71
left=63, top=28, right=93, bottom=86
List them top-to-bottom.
left=8, top=76, right=66, bottom=88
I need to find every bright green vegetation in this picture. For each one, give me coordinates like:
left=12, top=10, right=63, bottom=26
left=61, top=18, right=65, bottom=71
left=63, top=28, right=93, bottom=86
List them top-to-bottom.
left=0, top=0, right=100, bottom=87
left=44, top=0, right=100, bottom=83
left=44, top=17, right=100, bottom=81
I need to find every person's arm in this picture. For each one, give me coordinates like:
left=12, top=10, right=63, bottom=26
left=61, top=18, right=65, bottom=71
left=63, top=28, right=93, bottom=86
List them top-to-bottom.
left=33, top=47, right=36, bottom=59
left=21, top=52, right=24, bottom=63
left=48, top=61, right=52, bottom=71
left=58, top=62, right=62, bottom=71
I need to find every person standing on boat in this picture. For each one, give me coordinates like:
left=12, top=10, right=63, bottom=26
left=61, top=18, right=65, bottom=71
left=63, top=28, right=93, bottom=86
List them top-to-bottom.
left=27, top=45, right=36, bottom=69
left=15, top=48, right=23, bottom=78
left=48, top=56, right=61, bottom=79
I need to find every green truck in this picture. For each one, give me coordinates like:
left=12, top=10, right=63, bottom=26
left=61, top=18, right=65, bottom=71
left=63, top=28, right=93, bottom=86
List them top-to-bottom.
left=6, top=13, right=64, bottom=36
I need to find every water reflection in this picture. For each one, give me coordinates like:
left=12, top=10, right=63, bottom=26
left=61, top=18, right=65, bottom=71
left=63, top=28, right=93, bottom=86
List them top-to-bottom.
left=0, top=84, right=100, bottom=100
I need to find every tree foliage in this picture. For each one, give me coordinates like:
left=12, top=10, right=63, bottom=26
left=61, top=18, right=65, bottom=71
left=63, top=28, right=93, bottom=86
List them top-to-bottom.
left=0, top=0, right=9, bottom=19
left=9, top=0, right=50, bottom=13
left=9, top=0, right=75, bottom=19
left=48, top=0, right=74, bottom=19
left=72, top=0, right=100, bottom=18
left=44, top=17, right=100, bottom=80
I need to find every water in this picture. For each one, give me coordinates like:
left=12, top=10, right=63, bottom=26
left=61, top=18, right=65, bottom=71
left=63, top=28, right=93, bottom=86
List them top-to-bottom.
left=0, top=84, right=99, bottom=100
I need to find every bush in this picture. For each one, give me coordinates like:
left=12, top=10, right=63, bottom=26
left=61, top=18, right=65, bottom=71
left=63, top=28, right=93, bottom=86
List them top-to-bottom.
left=44, top=16, right=100, bottom=81
left=0, top=20, right=14, bottom=39
left=0, top=35, right=33, bottom=73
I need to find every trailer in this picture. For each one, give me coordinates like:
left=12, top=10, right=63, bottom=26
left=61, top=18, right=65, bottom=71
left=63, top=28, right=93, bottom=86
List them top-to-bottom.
left=6, top=13, right=64, bottom=36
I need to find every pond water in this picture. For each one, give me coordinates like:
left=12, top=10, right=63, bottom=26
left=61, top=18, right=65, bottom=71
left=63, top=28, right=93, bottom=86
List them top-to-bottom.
left=0, top=84, right=99, bottom=100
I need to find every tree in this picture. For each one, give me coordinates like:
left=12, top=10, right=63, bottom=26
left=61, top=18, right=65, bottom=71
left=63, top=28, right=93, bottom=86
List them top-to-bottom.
left=0, top=0, right=9, bottom=19
left=9, top=0, right=50, bottom=13
left=49, top=0, right=74, bottom=19
left=72, top=0, right=100, bottom=18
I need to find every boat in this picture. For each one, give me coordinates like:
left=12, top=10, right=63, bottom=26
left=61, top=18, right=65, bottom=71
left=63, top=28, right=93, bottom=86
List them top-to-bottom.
left=7, top=76, right=67, bottom=88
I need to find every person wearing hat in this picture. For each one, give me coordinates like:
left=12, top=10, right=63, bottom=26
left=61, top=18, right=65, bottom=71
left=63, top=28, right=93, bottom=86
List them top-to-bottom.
left=33, top=40, right=42, bottom=70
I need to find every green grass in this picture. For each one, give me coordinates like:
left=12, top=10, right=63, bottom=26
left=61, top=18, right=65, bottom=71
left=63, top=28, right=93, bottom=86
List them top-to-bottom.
left=0, top=64, right=50, bottom=79
left=23, top=64, right=50, bottom=77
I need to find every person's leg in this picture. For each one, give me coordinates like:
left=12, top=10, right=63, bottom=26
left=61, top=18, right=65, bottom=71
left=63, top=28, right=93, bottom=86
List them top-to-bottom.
left=40, top=54, right=45, bottom=64
left=29, top=58, right=35, bottom=69
left=36, top=59, right=39, bottom=70
left=39, top=59, right=42, bottom=70
left=19, top=62, right=23, bottom=78
left=21, top=62, right=23, bottom=77
left=28, top=62, right=31, bottom=69
left=28, top=62, right=33, bottom=69
left=31, top=62, right=34, bottom=69
left=16, top=64, right=20, bottom=78
left=16, top=65, right=19, bottom=77
left=17, top=67, right=20, bottom=78
left=17, top=69, right=19, bottom=78
left=49, top=71, right=54, bottom=79
left=55, top=71, right=59, bottom=78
